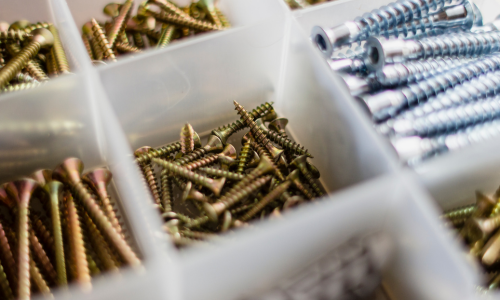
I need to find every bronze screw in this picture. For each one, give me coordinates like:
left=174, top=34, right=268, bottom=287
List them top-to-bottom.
left=107, top=0, right=133, bottom=48
left=198, top=0, right=223, bottom=29
left=139, top=4, right=221, bottom=32
left=91, top=19, right=117, bottom=62
left=48, top=24, right=70, bottom=74
left=157, top=24, right=176, bottom=48
left=0, top=28, right=54, bottom=89
left=0, top=30, right=32, bottom=42
left=6, top=42, right=48, bottom=82
left=116, top=42, right=141, bottom=53
left=234, top=100, right=284, bottom=161
left=212, top=102, right=275, bottom=145
left=269, top=118, right=288, bottom=136
left=180, top=123, right=195, bottom=154
left=175, top=135, right=223, bottom=165
left=237, top=139, right=252, bottom=174
left=250, top=140, right=285, bottom=181
left=135, top=142, right=182, bottom=164
left=217, top=144, right=237, bottom=170
left=135, top=146, right=163, bottom=211
left=184, top=155, right=219, bottom=171
left=291, top=155, right=325, bottom=197
left=53, top=158, right=141, bottom=268
left=152, top=158, right=226, bottom=196
left=198, top=167, right=245, bottom=181
left=83, top=168, right=123, bottom=236
left=160, top=169, right=173, bottom=212
left=287, top=169, right=314, bottom=200
left=203, top=176, right=272, bottom=222
left=5, top=179, right=40, bottom=300
left=181, top=181, right=210, bottom=202
left=239, top=181, right=292, bottom=222
left=442, top=204, right=476, bottom=223
left=0, top=218, right=16, bottom=295
left=29, top=227, right=57, bottom=285
left=29, top=256, right=52, bottom=298
left=0, top=260, right=13, bottom=300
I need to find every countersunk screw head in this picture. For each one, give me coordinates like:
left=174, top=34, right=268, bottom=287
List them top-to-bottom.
left=103, top=3, right=122, bottom=17
left=9, top=20, right=30, bottom=31
left=0, top=22, right=10, bottom=32
left=82, top=22, right=93, bottom=35
left=31, top=28, right=54, bottom=49
left=269, top=118, right=288, bottom=135
left=203, top=134, right=224, bottom=153
left=218, top=144, right=237, bottom=170
left=134, top=146, right=152, bottom=157
left=52, top=157, right=84, bottom=184
left=82, top=168, right=112, bottom=188
left=30, top=169, right=53, bottom=186
left=0, top=183, right=14, bottom=209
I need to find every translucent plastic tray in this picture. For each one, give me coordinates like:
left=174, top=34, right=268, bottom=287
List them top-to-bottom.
left=2, top=0, right=499, bottom=299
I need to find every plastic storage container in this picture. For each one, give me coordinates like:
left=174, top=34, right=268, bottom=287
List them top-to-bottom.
left=2, top=0, right=500, bottom=299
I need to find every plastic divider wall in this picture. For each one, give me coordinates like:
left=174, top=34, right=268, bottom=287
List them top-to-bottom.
left=1, top=0, right=493, bottom=299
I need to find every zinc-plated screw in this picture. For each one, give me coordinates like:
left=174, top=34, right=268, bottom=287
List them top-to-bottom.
left=107, top=0, right=133, bottom=49
left=148, top=0, right=193, bottom=20
left=198, top=0, right=223, bottom=29
left=311, top=0, right=459, bottom=57
left=138, top=4, right=220, bottom=32
left=215, top=7, right=230, bottom=28
left=91, top=19, right=117, bottom=62
left=48, top=24, right=70, bottom=74
left=157, top=24, right=176, bottom=49
left=0, top=28, right=53, bottom=89
left=0, top=30, right=32, bottom=42
left=364, top=31, right=500, bottom=71
left=115, top=42, right=141, bottom=53
left=361, top=55, right=500, bottom=122
left=376, top=57, right=472, bottom=86
left=328, top=58, right=367, bottom=74
left=14, top=72, right=38, bottom=84
left=1, top=82, right=44, bottom=93
left=386, top=95, right=500, bottom=137
left=234, top=101, right=284, bottom=161
left=211, top=102, right=275, bottom=144
left=269, top=118, right=288, bottom=136
left=180, top=123, right=195, bottom=154
left=175, top=135, right=223, bottom=165
left=237, top=139, right=252, bottom=174
left=250, top=140, right=286, bottom=182
left=135, top=141, right=182, bottom=165
left=135, top=146, right=163, bottom=211
left=184, top=155, right=219, bottom=171
left=291, top=155, right=325, bottom=197
left=53, top=157, right=141, bottom=268
left=152, top=158, right=226, bottom=196
left=198, top=167, right=245, bottom=181
left=83, top=168, right=123, bottom=236
left=160, top=169, right=173, bottom=211
left=287, top=169, right=314, bottom=200
left=203, top=175, right=272, bottom=222
left=5, top=179, right=40, bottom=300
left=181, top=181, right=210, bottom=203
left=239, top=181, right=292, bottom=222
left=283, top=195, right=304, bottom=210
left=441, top=204, right=475, bottom=226
left=0, top=217, right=16, bottom=296
left=29, top=227, right=57, bottom=285
left=481, top=228, right=500, bottom=266
left=29, top=255, right=52, bottom=298
left=0, top=259, right=13, bottom=300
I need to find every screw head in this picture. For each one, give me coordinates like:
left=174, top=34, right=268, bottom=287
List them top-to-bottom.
left=103, top=3, right=122, bottom=17
left=9, top=20, right=30, bottom=30
left=0, top=22, right=10, bottom=32
left=31, top=28, right=55, bottom=48
left=269, top=118, right=288, bottom=135
left=204, top=135, right=224, bottom=153
left=134, top=146, right=152, bottom=157
left=290, top=155, right=308, bottom=169
left=53, top=157, right=84, bottom=185
left=82, top=168, right=113, bottom=188
left=30, top=169, right=53, bottom=186
left=208, top=177, right=226, bottom=197
left=5, top=178, right=40, bottom=205
left=0, top=183, right=14, bottom=209
left=203, top=202, right=219, bottom=222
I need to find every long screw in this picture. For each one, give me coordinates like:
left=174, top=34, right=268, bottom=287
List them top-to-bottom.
left=139, top=4, right=220, bottom=32
left=135, top=147, right=163, bottom=211
left=291, top=155, right=325, bottom=197
left=198, top=167, right=245, bottom=181
left=239, top=181, right=291, bottom=222
left=0, top=260, right=13, bottom=300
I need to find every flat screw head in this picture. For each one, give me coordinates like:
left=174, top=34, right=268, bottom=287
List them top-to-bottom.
left=103, top=3, right=122, bottom=17
left=9, top=20, right=30, bottom=30
left=0, top=22, right=10, bottom=32
left=82, top=22, right=93, bottom=35
left=31, top=28, right=54, bottom=49
left=269, top=118, right=288, bottom=135
left=242, top=131, right=255, bottom=145
left=204, top=135, right=224, bottom=153
left=134, top=146, right=152, bottom=157
left=247, top=150, right=260, bottom=168
left=290, top=155, right=308, bottom=169
left=52, top=157, right=84, bottom=185
left=307, top=162, right=320, bottom=179
left=82, top=168, right=112, bottom=188
left=30, top=169, right=53, bottom=186
left=6, top=178, right=40, bottom=205
left=0, top=183, right=14, bottom=209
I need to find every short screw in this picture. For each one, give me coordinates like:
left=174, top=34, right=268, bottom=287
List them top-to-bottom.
left=91, top=19, right=117, bottom=62
left=0, top=28, right=53, bottom=89
left=115, top=42, right=142, bottom=53
left=180, top=123, right=195, bottom=154
left=237, top=139, right=252, bottom=174
left=53, top=157, right=141, bottom=268
left=152, top=158, right=226, bottom=196
left=83, top=168, right=123, bottom=236
left=239, top=180, right=292, bottom=222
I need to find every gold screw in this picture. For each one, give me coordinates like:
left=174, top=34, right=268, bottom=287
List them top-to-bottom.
left=107, top=0, right=133, bottom=48
left=91, top=19, right=117, bottom=62
left=48, top=24, right=70, bottom=74
left=157, top=24, right=176, bottom=48
left=180, top=123, right=195, bottom=154
left=287, top=170, right=314, bottom=200
left=239, top=181, right=292, bottom=222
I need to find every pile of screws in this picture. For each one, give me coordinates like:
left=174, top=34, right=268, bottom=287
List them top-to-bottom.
left=82, top=0, right=230, bottom=64
left=284, top=0, right=333, bottom=10
left=311, top=0, right=500, bottom=165
left=0, top=20, right=70, bottom=94
left=134, top=101, right=326, bottom=247
left=0, top=157, right=140, bottom=299
left=442, top=189, right=500, bottom=290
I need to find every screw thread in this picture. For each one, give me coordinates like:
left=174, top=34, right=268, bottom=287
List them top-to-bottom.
left=107, top=0, right=133, bottom=48
left=149, top=0, right=193, bottom=20
left=205, top=6, right=223, bottom=29
left=215, top=7, right=231, bottom=28
left=148, top=8, right=220, bottom=31
left=91, top=19, right=117, bottom=62
left=23, top=22, right=51, bottom=34
left=157, top=24, right=176, bottom=49
left=48, top=25, right=70, bottom=74
left=0, top=30, right=31, bottom=42
left=132, top=32, right=145, bottom=49
left=82, top=34, right=94, bottom=59
left=0, top=41, right=40, bottom=89
left=115, top=42, right=141, bottom=53
left=6, top=43, right=48, bottom=82
left=377, top=58, right=471, bottom=86
left=15, top=72, right=38, bottom=84
left=2, top=82, right=43, bottom=93
left=234, top=101, right=276, bottom=153
left=180, top=123, right=195, bottom=154
left=265, top=130, right=312, bottom=158
left=237, top=141, right=252, bottom=174
left=135, top=142, right=181, bottom=164
left=251, top=142, right=285, bottom=181
left=175, top=148, right=206, bottom=165
left=185, top=154, right=218, bottom=170
left=152, top=158, right=219, bottom=193
left=140, top=163, right=163, bottom=210
left=296, top=163, right=325, bottom=197
left=198, top=167, right=245, bottom=181
left=160, top=170, right=173, bottom=212
left=215, top=176, right=271, bottom=214
left=292, top=176, right=315, bottom=200
left=71, top=181, right=140, bottom=267
left=240, top=181, right=291, bottom=222
left=46, top=191, right=66, bottom=285
left=65, top=192, right=91, bottom=288
left=15, top=201, right=30, bottom=300
left=230, top=202, right=256, bottom=214
left=178, top=213, right=210, bottom=228
left=30, top=215, right=55, bottom=257
left=0, top=220, right=16, bottom=294
left=29, top=229, right=57, bottom=285
left=180, top=229, right=217, bottom=240
left=29, top=257, right=52, bottom=298
left=0, top=260, right=13, bottom=300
